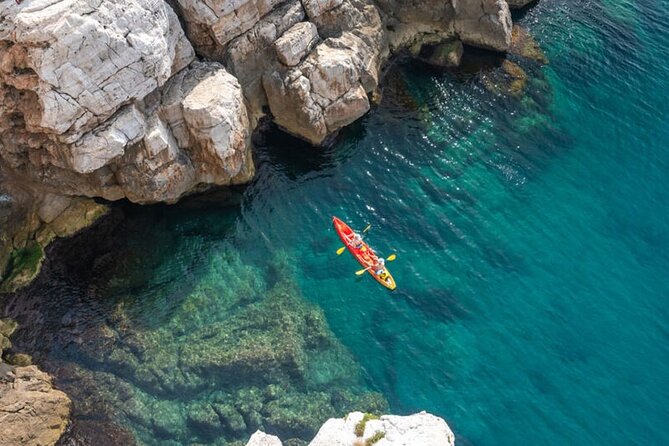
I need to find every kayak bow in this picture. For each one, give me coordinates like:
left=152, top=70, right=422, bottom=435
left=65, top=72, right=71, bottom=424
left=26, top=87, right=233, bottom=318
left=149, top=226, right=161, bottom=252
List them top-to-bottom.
left=333, top=216, right=396, bottom=290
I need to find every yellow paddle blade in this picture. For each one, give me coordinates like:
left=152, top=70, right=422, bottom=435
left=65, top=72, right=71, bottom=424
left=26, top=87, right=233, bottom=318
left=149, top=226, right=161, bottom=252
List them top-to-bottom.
left=363, top=224, right=371, bottom=233
left=336, top=246, right=346, bottom=255
left=387, top=254, right=397, bottom=261
left=355, top=268, right=369, bottom=276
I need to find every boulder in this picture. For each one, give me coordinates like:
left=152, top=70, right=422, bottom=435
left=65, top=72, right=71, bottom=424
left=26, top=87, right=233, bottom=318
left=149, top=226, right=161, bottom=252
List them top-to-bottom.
left=175, top=0, right=286, bottom=53
left=302, top=0, right=344, bottom=20
left=454, top=0, right=513, bottom=52
left=274, top=22, right=320, bottom=67
left=263, top=23, right=383, bottom=145
left=115, top=62, right=254, bottom=204
left=181, top=66, right=252, bottom=183
left=0, top=365, right=71, bottom=446
left=308, top=411, right=455, bottom=446
left=246, top=430, right=283, bottom=446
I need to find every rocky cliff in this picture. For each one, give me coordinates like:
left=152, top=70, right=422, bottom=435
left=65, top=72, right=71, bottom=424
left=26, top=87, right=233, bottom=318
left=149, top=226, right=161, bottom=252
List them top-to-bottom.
left=0, top=0, right=535, bottom=286
left=245, top=411, right=456, bottom=446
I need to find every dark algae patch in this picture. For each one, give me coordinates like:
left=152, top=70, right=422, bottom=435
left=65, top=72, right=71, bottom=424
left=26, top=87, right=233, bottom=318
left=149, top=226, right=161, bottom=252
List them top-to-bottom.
left=0, top=241, right=44, bottom=293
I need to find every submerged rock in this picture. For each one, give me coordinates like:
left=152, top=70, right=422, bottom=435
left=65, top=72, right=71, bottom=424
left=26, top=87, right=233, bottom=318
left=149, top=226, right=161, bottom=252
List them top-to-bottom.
left=510, top=26, right=549, bottom=64
left=482, top=59, right=529, bottom=97
left=10, top=239, right=388, bottom=444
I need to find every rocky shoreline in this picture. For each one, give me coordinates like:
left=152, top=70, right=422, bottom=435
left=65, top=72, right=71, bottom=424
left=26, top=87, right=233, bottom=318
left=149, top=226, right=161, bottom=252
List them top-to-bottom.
left=1, top=0, right=542, bottom=444
left=1, top=0, right=539, bottom=290
left=1, top=318, right=71, bottom=446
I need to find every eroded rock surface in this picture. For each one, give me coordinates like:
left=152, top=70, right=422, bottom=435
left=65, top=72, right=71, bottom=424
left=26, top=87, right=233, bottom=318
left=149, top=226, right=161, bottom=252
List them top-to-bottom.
left=0, top=0, right=252, bottom=206
left=0, top=0, right=529, bottom=210
left=1, top=319, right=71, bottom=446
left=0, top=365, right=71, bottom=446
left=245, top=411, right=456, bottom=446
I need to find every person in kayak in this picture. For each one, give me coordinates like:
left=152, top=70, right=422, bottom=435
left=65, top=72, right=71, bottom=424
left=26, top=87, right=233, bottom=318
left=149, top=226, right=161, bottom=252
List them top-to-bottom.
left=350, top=232, right=364, bottom=249
left=374, top=257, right=388, bottom=279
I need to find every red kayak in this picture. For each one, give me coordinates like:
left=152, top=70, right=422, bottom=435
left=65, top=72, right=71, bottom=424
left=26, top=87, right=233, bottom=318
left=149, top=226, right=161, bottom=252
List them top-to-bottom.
left=333, top=216, right=396, bottom=290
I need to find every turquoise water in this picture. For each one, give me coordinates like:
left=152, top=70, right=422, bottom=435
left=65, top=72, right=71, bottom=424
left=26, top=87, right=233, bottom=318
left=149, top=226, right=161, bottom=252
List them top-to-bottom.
left=4, top=0, right=669, bottom=444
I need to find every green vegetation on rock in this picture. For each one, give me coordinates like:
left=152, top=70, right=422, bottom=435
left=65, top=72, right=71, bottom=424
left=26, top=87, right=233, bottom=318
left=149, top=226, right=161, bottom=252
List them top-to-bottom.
left=0, top=242, right=44, bottom=293
left=354, top=413, right=379, bottom=437
left=366, top=431, right=386, bottom=445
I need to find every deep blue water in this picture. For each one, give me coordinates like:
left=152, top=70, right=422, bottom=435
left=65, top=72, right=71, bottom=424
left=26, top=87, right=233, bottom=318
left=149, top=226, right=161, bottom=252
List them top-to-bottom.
left=4, top=0, right=669, bottom=444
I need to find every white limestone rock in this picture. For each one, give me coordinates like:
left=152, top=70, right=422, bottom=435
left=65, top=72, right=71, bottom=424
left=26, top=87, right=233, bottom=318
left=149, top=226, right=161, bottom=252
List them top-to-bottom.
left=0, top=0, right=194, bottom=140
left=176, top=0, right=286, bottom=51
left=225, top=0, right=306, bottom=117
left=302, top=0, right=344, bottom=20
left=454, top=0, right=513, bottom=52
left=263, top=8, right=383, bottom=145
left=274, top=22, right=320, bottom=67
left=115, top=62, right=254, bottom=203
left=182, top=65, right=252, bottom=182
left=68, top=105, right=146, bottom=174
left=308, top=411, right=455, bottom=446
left=246, top=430, right=283, bottom=446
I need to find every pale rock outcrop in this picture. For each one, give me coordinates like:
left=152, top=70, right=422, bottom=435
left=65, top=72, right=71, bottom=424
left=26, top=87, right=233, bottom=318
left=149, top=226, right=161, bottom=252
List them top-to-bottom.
left=0, top=0, right=193, bottom=141
left=0, top=0, right=253, bottom=205
left=175, top=0, right=285, bottom=57
left=224, top=0, right=306, bottom=119
left=302, top=0, right=344, bottom=20
left=376, top=0, right=456, bottom=52
left=454, top=0, right=513, bottom=52
left=263, top=1, right=384, bottom=144
left=274, top=22, right=320, bottom=67
left=263, top=37, right=374, bottom=144
left=116, top=62, right=254, bottom=203
left=182, top=66, right=252, bottom=182
left=0, top=317, right=71, bottom=446
left=244, top=411, right=455, bottom=446
left=246, top=430, right=283, bottom=446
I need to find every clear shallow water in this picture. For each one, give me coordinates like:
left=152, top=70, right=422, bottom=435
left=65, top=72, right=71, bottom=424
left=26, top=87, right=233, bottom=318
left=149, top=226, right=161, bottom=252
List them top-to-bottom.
left=4, top=0, right=669, bottom=444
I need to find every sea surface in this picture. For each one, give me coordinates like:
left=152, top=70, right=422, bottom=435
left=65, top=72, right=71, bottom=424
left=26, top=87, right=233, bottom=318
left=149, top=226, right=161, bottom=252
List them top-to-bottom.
left=3, top=0, right=669, bottom=444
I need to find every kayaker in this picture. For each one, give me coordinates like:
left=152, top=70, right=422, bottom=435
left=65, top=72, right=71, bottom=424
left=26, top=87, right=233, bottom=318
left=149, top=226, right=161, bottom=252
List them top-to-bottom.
left=351, top=232, right=364, bottom=249
left=374, top=257, right=386, bottom=276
